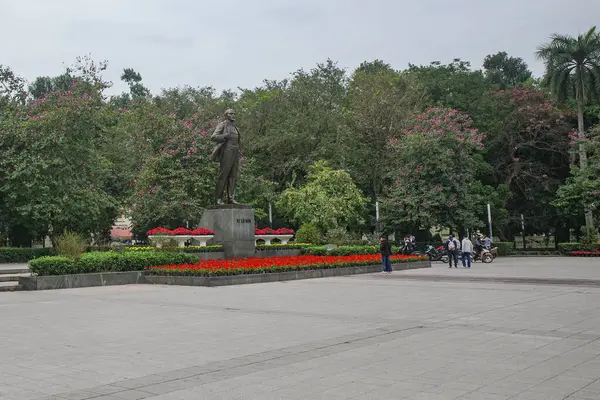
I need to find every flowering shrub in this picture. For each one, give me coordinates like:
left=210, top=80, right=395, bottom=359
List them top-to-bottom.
left=146, top=227, right=215, bottom=236
left=255, top=227, right=295, bottom=235
left=569, top=250, right=600, bottom=257
left=146, top=254, right=426, bottom=276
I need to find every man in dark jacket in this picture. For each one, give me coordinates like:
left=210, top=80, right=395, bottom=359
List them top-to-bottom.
left=379, top=236, right=393, bottom=274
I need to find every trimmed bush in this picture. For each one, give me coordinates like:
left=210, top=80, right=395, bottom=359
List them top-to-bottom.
left=295, top=223, right=322, bottom=245
left=495, top=242, right=514, bottom=256
left=256, top=243, right=311, bottom=251
left=302, top=245, right=385, bottom=256
left=0, top=247, right=56, bottom=263
left=29, top=251, right=198, bottom=276
left=29, top=256, right=75, bottom=276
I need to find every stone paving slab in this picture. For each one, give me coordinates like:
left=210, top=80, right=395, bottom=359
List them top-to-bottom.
left=2, top=257, right=600, bottom=399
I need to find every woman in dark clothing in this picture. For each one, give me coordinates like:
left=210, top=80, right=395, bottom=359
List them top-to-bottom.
left=379, top=236, right=393, bottom=274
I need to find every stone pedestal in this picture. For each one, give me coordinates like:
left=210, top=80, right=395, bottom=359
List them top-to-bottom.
left=198, top=205, right=255, bottom=259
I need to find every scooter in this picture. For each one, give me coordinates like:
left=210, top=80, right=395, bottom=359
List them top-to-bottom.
left=425, top=245, right=449, bottom=263
left=472, top=247, right=497, bottom=263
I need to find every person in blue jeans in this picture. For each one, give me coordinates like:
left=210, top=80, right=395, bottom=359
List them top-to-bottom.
left=445, top=234, right=460, bottom=268
left=461, top=235, right=473, bottom=268
left=379, top=236, right=392, bottom=274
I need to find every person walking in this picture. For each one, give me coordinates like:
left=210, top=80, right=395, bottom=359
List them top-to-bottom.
left=445, top=234, right=460, bottom=268
left=461, top=235, right=473, bottom=268
left=379, top=236, right=393, bottom=274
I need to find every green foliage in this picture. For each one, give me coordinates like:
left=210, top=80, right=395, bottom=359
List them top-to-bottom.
left=483, top=52, right=533, bottom=88
left=405, top=59, right=491, bottom=111
left=0, top=68, right=119, bottom=242
left=343, top=68, right=424, bottom=197
left=128, top=107, right=215, bottom=237
left=383, top=108, right=494, bottom=232
left=277, top=161, right=366, bottom=233
left=295, top=223, right=322, bottom=245
left=581, top=226, right=599, bottom=244
left=325, top=228, right=351, bottom=246
left=56, top=230, right=88, bottom=259
left=495, top=242, right=515, bottom=256
left=558, top=242, right=600, bottom=253
left=255, top=243, right=312, bottom=251
left=302, top=245, right=382, bottom=256
left=0, top=247, right=55, bottom=263
left=29, top=251, right=198, bottom=276
left=29, top=256, right=75, bottom=276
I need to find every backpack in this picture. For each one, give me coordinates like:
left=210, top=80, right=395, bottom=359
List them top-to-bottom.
left=448, top=240, right=456, bottom=251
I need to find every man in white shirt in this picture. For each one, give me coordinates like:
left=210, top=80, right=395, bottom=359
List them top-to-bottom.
left=461, top=236, right=473, bottom=268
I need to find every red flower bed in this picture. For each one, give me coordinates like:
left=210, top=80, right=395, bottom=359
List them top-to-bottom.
left=147, top=227, right=215, bottom=236
left=255, top=227, right=295, bottom=235
left=569, top=250, right=600, bottom=257
left=146, top=254, right=426, bottom=276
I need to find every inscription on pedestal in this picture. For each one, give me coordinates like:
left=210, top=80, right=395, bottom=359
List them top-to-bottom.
left=199, top=206, right=255, bottom=259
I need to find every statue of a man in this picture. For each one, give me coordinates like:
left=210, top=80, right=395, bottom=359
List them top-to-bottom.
left=210, top=109, right=241, bottom=204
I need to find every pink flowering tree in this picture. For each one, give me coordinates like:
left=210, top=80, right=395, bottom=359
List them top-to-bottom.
left=0, top=83, right=119, bottom=244
left=383, top=108, right=493, bottom=233
left=128, top=111, right=216, bottom=237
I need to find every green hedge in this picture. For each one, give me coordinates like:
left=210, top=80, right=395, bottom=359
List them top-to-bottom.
left=495, top=242, right=514, bottom=256
left=256, top=243, right=311, bottom=251
left=558, top=243, right=600, bottom=254
left=302, top=245, right=385, bottom=256
left=0, top=247, right=56, bottom=263
left=29, top=251, right=198, bottom=276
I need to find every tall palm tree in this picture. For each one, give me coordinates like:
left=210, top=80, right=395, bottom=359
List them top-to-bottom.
left=536, top=26, right=600, bottom=228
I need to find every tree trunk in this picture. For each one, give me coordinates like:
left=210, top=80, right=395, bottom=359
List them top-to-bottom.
left=577, top=99, right=594, bottom=228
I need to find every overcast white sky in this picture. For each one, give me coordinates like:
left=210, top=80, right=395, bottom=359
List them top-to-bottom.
left=1, top=0, right=599, bottom=95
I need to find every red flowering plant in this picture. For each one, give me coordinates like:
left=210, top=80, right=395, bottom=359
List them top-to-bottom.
left=147, top=227, right=215, bottom=236
left=255, top=228, right=295, bottom=235
left=569, top=250, right=600, bottom=257
left=146, top=254, right=426, bottom=276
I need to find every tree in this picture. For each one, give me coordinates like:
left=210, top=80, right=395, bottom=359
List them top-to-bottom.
left=536, top=26, right=600, bottom=228
left=483, top=51, right=533, bottom=88
left=405, top=59, right=491, bottom=112
left=239, top=60, right=347, bottom=187
left=0, top=65, right=27, bottom=112
left=344, top=66, right=424, bottom=198
left=121, top=68, right=150, bottom=98
left=0, top=84, right=118, bottom=244
left=474, top=87, right=573, bottom=236
left=383, top=108, right=492, bottom=234
left=128, top=111, right=215, bottom=237
left=554, top=126, right=600, bottom=226
left=277, top=161, right=366, bottom=233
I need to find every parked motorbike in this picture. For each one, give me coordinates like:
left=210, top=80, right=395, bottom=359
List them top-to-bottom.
left=399, top=243, right=422, bottom=256
left=425, top=245, right=449, bottom=263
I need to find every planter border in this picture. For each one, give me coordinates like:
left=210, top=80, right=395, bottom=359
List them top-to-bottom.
left=18, top=260, right=430, bottom=291
left=19, top=271, right=145, bottom=291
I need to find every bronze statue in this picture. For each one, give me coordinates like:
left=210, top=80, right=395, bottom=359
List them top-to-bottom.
left=210, top=109, right=240, bottom=204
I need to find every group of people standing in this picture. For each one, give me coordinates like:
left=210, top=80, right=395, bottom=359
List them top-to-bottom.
left=378, top=234, right=492, bottom=273
left=445, top=234, right=492, bottom=269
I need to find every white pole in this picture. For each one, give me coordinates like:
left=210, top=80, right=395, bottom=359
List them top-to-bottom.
left=375, top=201, right=380, bottom=233
left=268, top=203, right=273, bottom=227
left=487, top=204, right=493, bottom=239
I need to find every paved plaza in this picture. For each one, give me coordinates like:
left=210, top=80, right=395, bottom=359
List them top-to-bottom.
left=2, top=258, right=600, bottom=399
